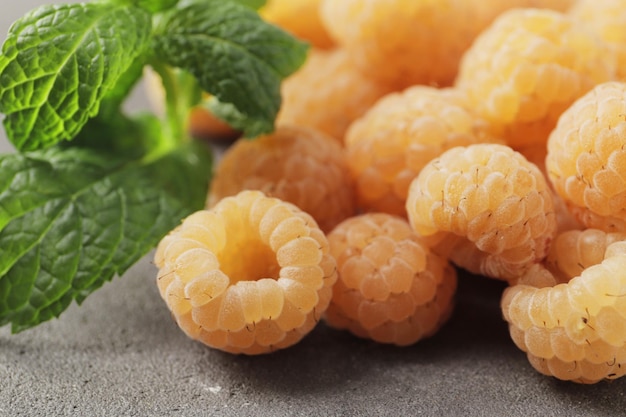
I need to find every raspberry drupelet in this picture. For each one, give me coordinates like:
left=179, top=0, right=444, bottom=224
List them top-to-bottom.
left=260, top=0, right=335, bottom=49
left=319, top=0, right=485, bottom=89
left=320, top=0, right=577, bottom=90
left=472, top=0, right=575, bottom=18
left=568, top=0, right=626, bottom=82
left=455, top=8, right=615, bottom=151
left=276, top=48, right=393, bottom=143
left=546, top=82, right=626, bottom=232
left=344, top=86, right=501, bottom=217
left=207, top=125, right=356, bottom=233
left=406, top=143, right=557, bottom=283
left=516, top=144, right=583, bottom=233
left=154, top=190, right=338, bottom=355
left=325, top=213, right=457, bottom=346
left=543, top=228, right=626, bottom=285
left=502, top=230, right=626, bottom=383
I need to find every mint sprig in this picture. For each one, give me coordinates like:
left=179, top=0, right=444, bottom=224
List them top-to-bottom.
left=0, top=0, right=307, bottom=331
left=135, top=0, right=180, bottom=13
left=153, top=0, right=308, bottom=137
left=0, top=3, right=152, bottom=151
left=0, top=144, right=212, bottom=332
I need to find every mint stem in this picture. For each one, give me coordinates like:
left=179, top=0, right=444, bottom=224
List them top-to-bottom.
left=149, top=62, right=202, bottom=151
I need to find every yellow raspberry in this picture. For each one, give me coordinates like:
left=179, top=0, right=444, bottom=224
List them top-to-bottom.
left=260, top=0, right=335, bottom=49
left=318, top=0, right=477, bottom=89
left=320, top=0, right=576, bottom=90
left=472, top=0, right=575, bottom=18
left=569, top=0, right=626, bottom=82
left=455, top=8, right=615, bottom=150
left=276, top=48, right=393, bottom=142
left=546, top=82, right=626, bottom=232
left=345, top=86, right=501, bottom=217
left=188, top=105, right=239, bottom=143
left=207, top=125, right=356, bottom=233
left=406, top=143, right=557, bottom=282
left=517, top=144, right=583, bottom=233
left=154, top=190, right=338, bottom=355
left=324, top=213, right=457, bottom=346
left=544, top=228, right=626, bottom=284
left=501, top=239, right=626, bottom=383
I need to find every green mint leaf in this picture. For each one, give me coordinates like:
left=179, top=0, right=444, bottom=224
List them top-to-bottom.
left=135, top=0, right=180, bottom=13
left=153, top=0, right=308, bottom=138
left=178, top=0, right=266, bottom=10
left=218, top=0, right=267, bottom=10
left=235, top=0, right=267, bottom=10
left=0, top=3, right=152, bottom=151
left=98, top=54, right=147, bottom=119
left=70, top=111, right=164, bottom=160
left=0, top=143, right=212, bottom=332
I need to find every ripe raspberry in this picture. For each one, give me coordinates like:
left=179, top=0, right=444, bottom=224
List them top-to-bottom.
left=259, top=0, right=334, bottom=49
left=319, top=0, right=576, bottom=90
left=319, top=0, right=467, bottom=89
left=472, top=0, right=575, bottom=17
left=569, top=0, right=626, bottom=82
left=455, top=8, right=615, bottom=150
left=276, top=48, right=393, bottom=142
left=546, top=82, right=626, bottom=232
left=345, top=86, right=501, bottom=217
left=188, top=105, right=239, bottom=142
left=207, top=125, right=356, bottom=233
left=406, top=143, right=557, bottom=283
left=517, top=145, right=583, bottom=233
left=154, top=190, right=338, bottom=355
left=324, top=213, right=457, bottom=346
left=543, top=228, right=626, bottom=284
left=501, top=239, right=626, bottom=383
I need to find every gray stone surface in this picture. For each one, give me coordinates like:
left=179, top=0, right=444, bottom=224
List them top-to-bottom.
left=1, top=2, right=626, bottom=416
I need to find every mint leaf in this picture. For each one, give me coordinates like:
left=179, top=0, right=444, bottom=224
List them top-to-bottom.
left=135, top=0, right=180, bottom=13
left=153, top=0, right=308, bottom=137
left=178, top=0, right=266, bottom=10
left=220, top=0, right=266, bottom=9
left=236, top=0, right=267, bottom=9
left=0, top=3, right=152, bottom=151
left=98, top=54, right=147, bottom=119
left=70, top=111, right=164, bottom=160
left=0, top=143, right=212, bottom=332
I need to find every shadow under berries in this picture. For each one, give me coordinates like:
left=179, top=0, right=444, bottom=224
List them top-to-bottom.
left=184, top=271, right=626, bottom=415
left=191, top=271, right=517, bottom=395
left=194, top=323, right=370, bottom=396
left=549, top=376, right=626, bottom=415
